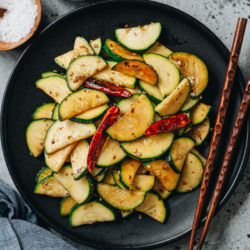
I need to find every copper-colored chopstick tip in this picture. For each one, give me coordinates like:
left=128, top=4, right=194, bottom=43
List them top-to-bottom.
left=188, top=17, right=247, bottom=250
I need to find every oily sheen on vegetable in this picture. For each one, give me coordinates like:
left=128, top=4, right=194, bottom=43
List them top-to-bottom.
left=27, top=22, right=211, bottom=227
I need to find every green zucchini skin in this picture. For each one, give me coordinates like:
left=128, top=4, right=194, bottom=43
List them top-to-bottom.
left=104, top=39, right=124, bottom=62
left=41, top=71, right=65, bottom=78
left=138, top=81, right=162, bottom=104
left=31, top=103, right=55, bottom=120
left=35, top=167, right=52, bottom=182
left=90, top=167, right=105, bottom=178
left=94, top=168, right=109, bottom=183
left=112, top=170, right=124, bottom=189
left=60, top=196, right=77, bottom=216
left=120, top=210, right=135, bottom=219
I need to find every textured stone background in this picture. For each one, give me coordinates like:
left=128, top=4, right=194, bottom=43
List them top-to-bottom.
left=1, top=0, right=250, bottom=249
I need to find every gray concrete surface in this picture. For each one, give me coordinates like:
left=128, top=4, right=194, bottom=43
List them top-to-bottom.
left=1, top=0, right=250, bottom=249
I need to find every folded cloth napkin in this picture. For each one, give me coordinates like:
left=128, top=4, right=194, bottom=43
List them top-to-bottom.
left=0, top=181, right=77, bottom=250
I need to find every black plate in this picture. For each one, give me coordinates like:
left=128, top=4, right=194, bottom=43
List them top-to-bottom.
left=1, top=1, right=250, bottom=249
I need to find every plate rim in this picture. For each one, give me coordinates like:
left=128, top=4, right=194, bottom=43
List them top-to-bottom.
left=1, top=0, right=249, bottom=249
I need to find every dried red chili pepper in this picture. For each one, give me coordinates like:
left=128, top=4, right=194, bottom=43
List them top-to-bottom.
left=84, top=78, right=132, bottom=98
left=87, top=106, right=120, bottom=172
left=144, top=113, right=191, bottom=136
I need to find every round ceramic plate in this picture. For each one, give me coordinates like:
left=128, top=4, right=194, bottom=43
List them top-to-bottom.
left=1, top=1, right=249, bottom=249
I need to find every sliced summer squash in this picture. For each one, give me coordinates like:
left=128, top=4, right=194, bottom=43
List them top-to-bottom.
left=115, top=23, right=162, bottom=52
left=71, top=37, right=94, bottom=61
left=90, top=38, right=102, bottom=55
left=104, top=39, right=143, bottom=62
left=146, top=42, right=172, bottom=57
left=55, top=50, right=74, bottom=69
left=169, top=52, right=208, bottom=97
left=143, top=53, right=180, bottom=97
left=66, top=55, right=107, bottom=91
left=92, top=60, right=137, bottom=89
left=112, top=60, right=158, bottom=86
left=41, top=71, right=65, bottom=78
left=36, top=76, right=72, bottom=103
left=155, top=78, right=190, bottom=116
left=138, top=80, right=163, bottom=103
left=125, top=86, right=142, bottom=95
left=59, top=89, right=109, bottom=121
left=106, top=94, right=154, bottom=141
left=116, top=94, right=140, bottom=114
left=180, top=95, right=199, bottom=112
left=190, top=102, right=211, bottom=125
left=32, top=103, right=55, bottom=120
left=51, top=104, right=59, bottom=120
left=71, top=104, right=109, bottom=124
left=186, top=118, right=210, bottom=146
left=26, top=119, right=54, bottom=157
left=44, top=120, right=96, bottom=154
left=121, top=132, right=174, bottom=161
left=165, top=137, right=196, bottom=173
left=71, top=140, right=89, bottom=180
left=45, top=142, right=78, bottom=173
left=191, top=148, right=207, bottom=167
left=176, top=152, right=204, bottom=193
left=120, top=158, right=142, bottom=189
left=143, top=160, right=180, bottom=191
left=53, top=165, right=94, bottom=204
left=136, top=165, right=148, bottom=175
left=35, top=167, right=52, bottom=182
left=89, top=167, right=104, bottom=177
left=94, top=168, right=108, bottom=182
left=103, top=168, right=116, bottom=185
left=112, top=170, right=124, bottom=189
left=34, top=175, right=67, bottom=197
left=130, top=175, right=155, bottom=192
left=153, top=179, right=171, bottom=199
left=97, top=183, right=145, bottom=210
left=136, top=192, right=166, bottom=223
left=60, top=196, right=77, bottom=216
left=69, top=200, right=116, bottom=226
left=120, top=210, right=135, bottom=219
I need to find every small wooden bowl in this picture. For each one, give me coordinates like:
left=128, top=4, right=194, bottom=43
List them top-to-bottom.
left=0, top=0, right=42, bottom=51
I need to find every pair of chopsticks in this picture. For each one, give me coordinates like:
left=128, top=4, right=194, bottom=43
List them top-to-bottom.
left=189, top=17, right=249, bottom=250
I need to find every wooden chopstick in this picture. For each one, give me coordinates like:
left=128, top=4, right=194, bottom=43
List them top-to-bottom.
left=188, top=17, right=247, bottom=250
left=196, top=75, right=250, bottom=249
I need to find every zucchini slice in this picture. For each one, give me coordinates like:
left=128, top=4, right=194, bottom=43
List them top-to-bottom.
left=115, top=23, right=162, bottom=52
left=71, top=37, right=94, bottom=61
left=90, top=38, right=102, bottom=55
left=104, top=39, right=143, bottom=62
left=146, top=42, right=173, bottom=57
left=55, top=50, right=74, bottom=69
left=169, top=52, right=208, bottom=97
left=143, top=53, right=180, bottom=97
left=66, top=55, right=107, bottom=91
left=93, top=60, right=137, bottom=89
left=112, top=60, right=158, bottom=86
left=42, top=71, right=64, bottom=78
left=36, top=76, right=72, bottom=103
left=155, top=78, right=190, bottom=117
left=138, top=80, right=163, bottom=103
left=125, top=86, right=142, bottom=95
left=59, top=88, right=109, bottom=121
left=106, top=94, right=154, bottom=141
left=117, top=94, right=140, bottom=114
left=180, top=95, right=199, bottom=112
left=190, top=102, right=212, bottom=125
left=32, top=103, right=55, bottom=120
left=51, top=104, right=59, bottom=120
left=71, top=104, right=109, bottom=124
left=186, top=118, right=210, bottom=146
left=26, top=119, right=54, bottom=157
left=44, top=120, right=96, bottom=154
left=121, top=132, right=174, bottom=161
left=96, top=137, right=126, bottom=167
left=165, top=137, right=196, bottom=173
left=71, top=140, right=89, bottom=180
left=45, top=142, right=78, bottom=173
left=191, top=148, right=207, bottom=167
left=176, top=152, right=204, bottom=193
left=65, top=155, right=71, bottom=162
left=120, top=158, right=142, bottom=189
left=143, top=161, right=180, bottom=191
left=53, top=165, right=94, bottom=204
left=136, top=165, right=148, bottom=175
left=35, top=167, right=52, bottom=182
left=89, top=167, right=104, bottom=177
left=103, top=168, right=116, bottom=185
left=94, top=169, right=108, bottom=182
left=112, top=170, right=124, bottom=189
left=34, top=175, right=67, bottom=197
left=130, top=175, right=155, bottom=192
left=153, top=179, right=171, bottom=199
left=97, top=183, right=145, bottom=210
left=136, top=192, right=166, bottom=223
left=60, top=196, right=77, bottom=216
left=69, top=200, right=116, bottom=226
left=120, top=210, right=135, bottom=219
